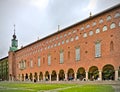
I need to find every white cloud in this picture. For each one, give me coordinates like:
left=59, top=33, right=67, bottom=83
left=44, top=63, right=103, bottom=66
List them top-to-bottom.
left=30, top=0, right=49, bottom=10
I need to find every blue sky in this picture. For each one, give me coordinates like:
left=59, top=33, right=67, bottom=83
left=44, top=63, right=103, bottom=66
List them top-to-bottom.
left=0, top=0, right=120, bottom=58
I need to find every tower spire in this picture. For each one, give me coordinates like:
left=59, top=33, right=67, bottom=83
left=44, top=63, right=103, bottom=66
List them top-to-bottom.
left=90, top=12, right=92, bottom=17
left=9, top=24, right=18, bottom=51
left=13, top=24, right=16, bottom=39
left=14, top=24, right=15, bottom=35
left=58, top=25, right=60, bottom=31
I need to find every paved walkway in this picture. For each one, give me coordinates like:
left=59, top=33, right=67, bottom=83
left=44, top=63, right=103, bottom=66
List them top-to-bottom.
left=0, top=81, right=120, bottom=92
left=0, top=85, right=82, bottom=92
left=38, top=85, right=82, bottom=92
left=112, top=85, right=120, bottom=92
left=0, top=86, right=35, bottom=91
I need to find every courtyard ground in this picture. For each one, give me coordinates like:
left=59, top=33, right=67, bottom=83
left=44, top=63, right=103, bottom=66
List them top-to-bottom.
left=0, top=81, right=119, bottom=92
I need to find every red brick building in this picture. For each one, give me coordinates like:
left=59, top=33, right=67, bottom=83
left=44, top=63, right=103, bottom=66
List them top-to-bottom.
left=8, top=4, right=120, bottom=81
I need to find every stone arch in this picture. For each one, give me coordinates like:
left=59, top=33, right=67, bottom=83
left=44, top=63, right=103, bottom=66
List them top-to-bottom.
left=102, top=64, right=115, bottom=80
left=88, top=66, right=99, bottom=81
left=77, top=67, right=86, bottom=81
left=67, top=68, right=74, bottom=80
left=59, top=69, right=65, bottom=81
left=51, top=70, right=57, bottom=81
left=45, top=71, right=49, bottom=81
left=34, top=72, right=38, bottom=81
left=39, top=72, right=43, bottom=81
left=25, top=73, right=28, bottom=80
left=29, top=73, right=33, bottom=81
left=22, top=74, right=24, bottom=81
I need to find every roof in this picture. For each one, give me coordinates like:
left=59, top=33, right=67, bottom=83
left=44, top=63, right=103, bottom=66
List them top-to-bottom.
left=16, top=3, right=120, bottom=52
left=0, top=56, right=8, bottom=61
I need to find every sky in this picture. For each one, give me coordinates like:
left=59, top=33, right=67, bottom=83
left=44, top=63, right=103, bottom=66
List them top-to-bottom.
left=0, top=0, right=120, bottom=58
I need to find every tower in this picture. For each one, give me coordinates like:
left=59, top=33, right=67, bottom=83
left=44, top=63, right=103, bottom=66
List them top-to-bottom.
left=8, top=25, right=18, bottom=81
left=9, top=25, right=18, bottom=51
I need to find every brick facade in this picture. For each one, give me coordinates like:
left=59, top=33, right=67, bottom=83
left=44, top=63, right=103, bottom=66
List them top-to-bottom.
left=8, top=4, right=120, bottom=81
left=0, top=56, right=8, bottom=80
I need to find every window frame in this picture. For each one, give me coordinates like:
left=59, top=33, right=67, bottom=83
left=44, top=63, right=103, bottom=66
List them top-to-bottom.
left=114, top=12, right=120, bottom=18
left=106, top=15, right=112, bottom=21
left=99, top=18, right=104, bottom=24
left=92, top=22, right=96, bottom=26
left=110, top=22, right=116, bottom=29
left=86, top=24, right=90, bottom=29
left=103, top=25, right=108, bottom=32
left=96, top=28, right=100, bottom=34
left=89, top=30, right=93, bottom=36
left=83, top=32, right=87, bottom=38
left=75, top=36, right=79, bottom=40
left=95, top=41, right=101, bottom=58
left=75, top=47, right=80, bottom=61
left=60, top=50, right=64, bottom=64
left=48, top=54, right=51, bottom=66
left=38, top=57, right=41, bottom=67
left=30, top=59, right=33, bottom=68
